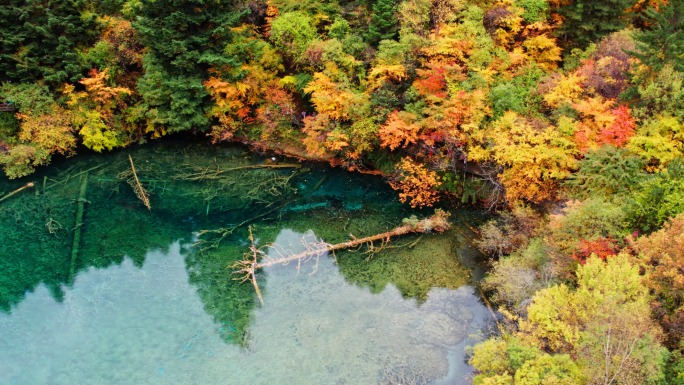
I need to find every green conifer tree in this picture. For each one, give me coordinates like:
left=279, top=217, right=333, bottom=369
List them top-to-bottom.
left=0, top=0, right=100, bottom=83
left=133, top=0, right=242, bottom=132
left=364, top=0, right=399, bottom=46
left=555, top=0, right=638, bottom=48
left=630, top=0, right=684, bottom=72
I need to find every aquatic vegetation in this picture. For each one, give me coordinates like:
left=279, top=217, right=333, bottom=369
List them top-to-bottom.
left=0, top=143, right=481, bottom=356
left=0, top=143, right=300, bottom=312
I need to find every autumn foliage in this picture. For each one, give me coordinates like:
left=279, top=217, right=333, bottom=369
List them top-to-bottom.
left=379, top=111, right=421, bottom=150
left=389, top=158, right=442, bottom=208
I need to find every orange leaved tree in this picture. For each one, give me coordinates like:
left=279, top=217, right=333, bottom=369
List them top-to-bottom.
left=390, top=158, right=442, bottom=208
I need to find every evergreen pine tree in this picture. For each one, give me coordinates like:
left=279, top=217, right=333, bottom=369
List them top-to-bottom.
left=0, top=0, right=100, bottom=83
left=133, top=0, right=243, bottom=132
left=364, top=0, right=399, bottom=46
left=555, top=0, right=638, bottom=48
left=630, top=0, right=684, bottom=72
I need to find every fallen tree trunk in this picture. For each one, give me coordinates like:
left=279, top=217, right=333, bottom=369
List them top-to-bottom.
left=128, top=155, right=151, bottom=210
left=233, top=210, right=451, bottom=304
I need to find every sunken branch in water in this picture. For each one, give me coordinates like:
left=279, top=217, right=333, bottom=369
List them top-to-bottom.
left=233, top=209, right=451, bottom=304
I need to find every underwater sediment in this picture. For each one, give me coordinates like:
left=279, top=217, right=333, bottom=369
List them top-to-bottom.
left=0, top=142, right=492, bottom=384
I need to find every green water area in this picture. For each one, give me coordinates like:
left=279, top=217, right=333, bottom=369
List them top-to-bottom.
left=0, top=142, right=492, bottom=385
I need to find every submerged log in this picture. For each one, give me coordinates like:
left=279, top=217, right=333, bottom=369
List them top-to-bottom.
left=128, top=155, right=151, bottom=210
left=175, top=163, right=302, bottom=181
left=45, top=165, right=103, bottom=190
left=68, top=173, right=89, bottom=286
left=195, top=175, right=327, bottom=251
left=0, top=182, right=34, bottom=203
left=233, top=210, right=451, bottom=304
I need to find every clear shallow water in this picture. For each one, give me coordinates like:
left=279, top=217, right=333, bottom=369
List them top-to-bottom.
left=0, top=142, right=492, bottom=385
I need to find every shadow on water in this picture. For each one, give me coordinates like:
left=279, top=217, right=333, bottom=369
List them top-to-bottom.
left=0, top=141, right=494, bottom=384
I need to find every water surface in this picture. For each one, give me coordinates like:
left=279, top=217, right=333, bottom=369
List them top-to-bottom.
left=0, top=142, right=492, bottom=384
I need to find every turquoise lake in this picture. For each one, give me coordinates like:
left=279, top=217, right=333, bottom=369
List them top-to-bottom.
left=0, top=141, right=493, bottom=385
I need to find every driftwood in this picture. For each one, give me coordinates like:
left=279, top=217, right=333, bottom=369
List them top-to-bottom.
left=0, top=182, right=34, bottom=203
left=233, top=210, right=451, bottom=304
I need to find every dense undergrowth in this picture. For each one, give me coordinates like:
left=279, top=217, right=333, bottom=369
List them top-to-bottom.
left=2, top=0, right=684, bottom=383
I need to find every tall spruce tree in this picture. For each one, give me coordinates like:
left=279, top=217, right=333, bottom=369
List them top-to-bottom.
left=0, top=0, right=100, bottom=83
left=133, top=0, right=242, bottom=132
left=364, top=0, right=399, bottom=46
left=555, top=0, right=638, bottom=48
left=630, top=0, right=684, bottom=72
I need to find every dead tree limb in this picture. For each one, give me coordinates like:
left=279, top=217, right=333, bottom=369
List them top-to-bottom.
left=128, top=155, right=151, bottom=210
left=175, top=163, right=302, bottom=181
left=45, top=165, right=103, bottom=190
left=195, top=175, right=327, bottom=251
left=0, top=182, right=34, bottom=203
left=232, top=210, right=451, bottom=302
left=239, top=226, right=265, bottom=305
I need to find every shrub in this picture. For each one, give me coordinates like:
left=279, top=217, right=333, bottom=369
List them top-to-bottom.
left=565, top=145, right=645, bottom=199
left=628, top=160, right=684, bottom=233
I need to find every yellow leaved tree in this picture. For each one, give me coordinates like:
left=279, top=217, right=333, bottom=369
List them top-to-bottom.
left=65, top=68, right=133, bottom=152
left=543, top=73, right=586, bottom=108
left=469, top=112, right=578, bottom=203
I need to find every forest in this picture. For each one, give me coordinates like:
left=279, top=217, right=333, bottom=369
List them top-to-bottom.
left=1, top=0, right=684, bottom=383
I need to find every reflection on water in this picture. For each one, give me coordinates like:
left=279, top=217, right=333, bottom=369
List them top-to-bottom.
left=0, top=142, right=492, bottom=384
left=1, top=230, right=490, bottom=384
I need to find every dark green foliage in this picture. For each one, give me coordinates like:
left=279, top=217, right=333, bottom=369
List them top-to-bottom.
left=0, top=0, right=100, bottom=83
left=90, top=0, right=126, bottom=15
left=133, top=0, right=242, bottom=132
left=133, top=0, right=241, bottom=74
left=270, top=0, right=341, bottom=19
left=364, top=0, right=399, bottom=46
left=514, top=0, right=548, bottom=23
left=555, top=0, right=638, bottom=48
left=629, top=0, right=684, bottom=72
left=269, top=11, right=317, bottom=60
left=327, top=17, right=351, bottom=40
left=342, top=35, right=369, bottom=61
left=79, top=40, right=120, bottom=77
left=136, top=60, right=211, bottom=132
left=489, top=65, right=545, bottom=118
left=622, top=65, right=684, bottom=123
left=292, top=73, right=315, bottom=94
left=1, top=82, right=56, bottom=115
left=370, top=82, right=403, bottom=122
left=490, top=83, right=523, bottom=117
left=551, top=103, right=580, bottom=121
left=0, top=112, right=19, bottom=143
left=565, top=146, right=646, bottom=199
left=366, top=149, right=400, bottom=174
left=628, top=159, right=684, bottom=233
left=436, top=171, right=488, bottom=204
left=507, top=338, right=545, bottom=370
left=665, top=345, right=684, bottom=385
